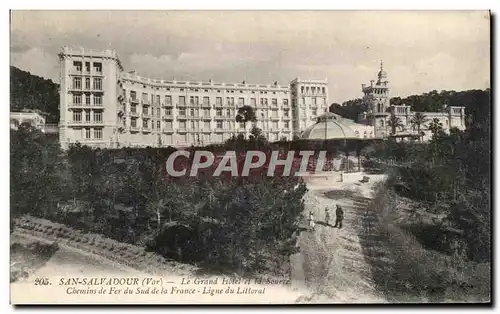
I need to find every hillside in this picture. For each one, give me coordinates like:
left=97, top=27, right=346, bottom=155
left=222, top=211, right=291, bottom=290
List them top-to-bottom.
left=10, top=66, right=60, bottom=123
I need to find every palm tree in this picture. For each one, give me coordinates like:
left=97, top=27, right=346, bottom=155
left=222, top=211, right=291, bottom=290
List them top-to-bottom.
left=236, top=105, right=257, bottom=138
left=410, top=112, right=428, bottom=141
left=387, top=115, right=404, bottom=135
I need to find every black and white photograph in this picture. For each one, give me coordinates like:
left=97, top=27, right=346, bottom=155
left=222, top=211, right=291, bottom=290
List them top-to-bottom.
left=8, top=10, right=491, bottom=304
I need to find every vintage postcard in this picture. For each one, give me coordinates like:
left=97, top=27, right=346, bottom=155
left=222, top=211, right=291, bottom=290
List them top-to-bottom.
left=9, top=10, right=491, bottom=304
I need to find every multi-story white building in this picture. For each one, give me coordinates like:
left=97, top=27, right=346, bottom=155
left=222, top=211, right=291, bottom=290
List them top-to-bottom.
left=58, top=46, right=329, bottom=149
left=358, top=61, right=466, bottom=141
left=290, top=78, right=330, bottom=138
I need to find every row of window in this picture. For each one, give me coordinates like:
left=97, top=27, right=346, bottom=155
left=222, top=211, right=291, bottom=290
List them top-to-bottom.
left=73, top=61, right=102, bottom=74
left=72, top=77, right=103, bottom=90
left=126, top=85, right=288, bottom=96
left=299, top=86, right=327, bottom=95
left=372, top=89, right=387, bottom=95
left=129, top=93, right=291, bottom=107
left=72, top=94, right=103, bottom=105
left=129, top=105, right=291, bottom=118
left=73, top=111, right=103, bottom=122
left=127, top=119, right=290, bottom=130
left=83, top=128, right=103, bottom=140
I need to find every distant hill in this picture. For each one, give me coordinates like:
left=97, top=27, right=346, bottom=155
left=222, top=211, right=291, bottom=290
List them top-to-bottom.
left=10, top=66, right=60, bottom=123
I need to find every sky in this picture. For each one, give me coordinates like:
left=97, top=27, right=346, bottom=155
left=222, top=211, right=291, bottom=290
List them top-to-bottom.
left=10, top=10, right=490, bottom=103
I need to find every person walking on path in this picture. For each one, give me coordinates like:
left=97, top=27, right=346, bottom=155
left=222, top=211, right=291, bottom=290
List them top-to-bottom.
left=334, top=205, right=344, bottom=229
left=324, top=207, right=330, bottom=226
left=308, top=211, right=316, bottom=231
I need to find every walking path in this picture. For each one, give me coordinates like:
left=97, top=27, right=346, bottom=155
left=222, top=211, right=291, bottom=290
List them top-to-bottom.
left=293, top=172, right=388, bottom=303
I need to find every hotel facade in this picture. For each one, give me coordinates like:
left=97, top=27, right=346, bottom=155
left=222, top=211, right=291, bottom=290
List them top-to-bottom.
left=58, top=47, right=330, bottom=149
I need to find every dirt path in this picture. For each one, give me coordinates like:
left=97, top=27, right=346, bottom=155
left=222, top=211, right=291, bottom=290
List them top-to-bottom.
left=293, top=173, right=388, bottom=303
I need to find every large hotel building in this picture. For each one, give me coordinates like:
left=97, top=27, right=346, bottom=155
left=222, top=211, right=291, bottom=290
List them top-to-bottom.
left=58, top=47, right=330, bottom=149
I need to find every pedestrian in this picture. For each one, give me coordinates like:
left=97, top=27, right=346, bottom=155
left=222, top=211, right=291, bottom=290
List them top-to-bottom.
left=334, top=204, right=344, bottom=229
left=324, top=207, right=330, bottom=226
left=308, top=211, right=316, bottom=231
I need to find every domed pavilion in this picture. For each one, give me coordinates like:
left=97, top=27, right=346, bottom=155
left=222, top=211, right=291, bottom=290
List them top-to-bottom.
left=297, top=112, right=381, bottom=172
left=300, top=112, right=360, bottom=141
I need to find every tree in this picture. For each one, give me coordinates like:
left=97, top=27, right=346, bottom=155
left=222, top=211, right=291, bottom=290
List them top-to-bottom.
left=10, top=66, right=60, bottom=123
left=236, top=105, right=257, bottom=138
left=411, top=112, right=428, bottom=141
left=387, top=115, right=404, bottom=135
left=428, top=118, right=444, bottom=138
left=10, top=123, right=66, bottom=219
left=248, top=126, right=268, bottom=149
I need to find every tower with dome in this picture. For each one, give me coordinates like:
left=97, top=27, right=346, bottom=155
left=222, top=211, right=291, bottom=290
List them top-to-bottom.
left=358, top=61, right=466, bottom=142
left=360, top=61, right=391, bottom=138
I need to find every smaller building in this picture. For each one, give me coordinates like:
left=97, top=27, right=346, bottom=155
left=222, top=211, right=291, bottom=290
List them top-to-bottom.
left=10, top=111, right=58, bottom=135
left=10, top=111, right=46, bottom=130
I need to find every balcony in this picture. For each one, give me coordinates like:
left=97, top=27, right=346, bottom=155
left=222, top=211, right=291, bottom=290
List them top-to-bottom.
left=130, top=98, right=140, bottom=104
left=142, top=100, right=150, bottom=106
left=162, top=102, right=173, bottom=108
left=117, top=106, right=125, bottom=116
left=130, top=111, right=139, bottom=117
left=142, top=112, right=152, bottom=119
left=162, top=115, right=173, bottom=120
left=270, top=116, right=280, bottom=121
left=68, top=120, right=84, bottom=126
left=130, top=126, right=140, bottom=132
left=142, top=127, right=152, bottom=133
left=162, top=128, right=175, bottom=133
left=177, top=128, right=188, bottom=133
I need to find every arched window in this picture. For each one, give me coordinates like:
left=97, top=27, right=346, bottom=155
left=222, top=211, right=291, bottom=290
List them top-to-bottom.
left=380, top=120, right=384, bottom=127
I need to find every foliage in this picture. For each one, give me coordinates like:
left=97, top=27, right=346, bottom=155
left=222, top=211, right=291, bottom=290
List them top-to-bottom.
left=10, top=66, right=60, bottom=123
left=235, top=105, right=257, bottom=133
left=365, top=112, right=490, bottom=264
left=410, top=112, right=428, bottom=141
left=387, top=115, right=404, bottom=135
left=10, top=123, right=67, bottom=220
left=10, top=128, right=307, bottom=276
